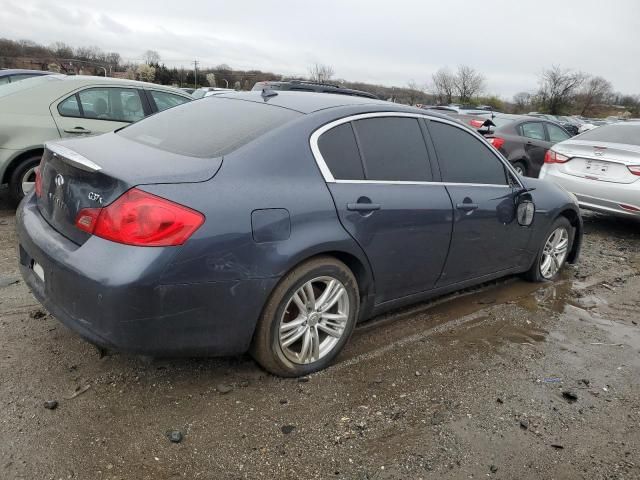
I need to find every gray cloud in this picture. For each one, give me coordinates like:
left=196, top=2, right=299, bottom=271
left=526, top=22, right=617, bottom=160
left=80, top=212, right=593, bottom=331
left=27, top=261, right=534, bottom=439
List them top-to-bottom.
left=2, top=0, right=639, bottom=98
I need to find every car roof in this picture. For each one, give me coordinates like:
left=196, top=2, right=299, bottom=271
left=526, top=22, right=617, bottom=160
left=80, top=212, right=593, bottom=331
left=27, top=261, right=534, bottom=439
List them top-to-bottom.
left=0, top=69, right=54, bottom=77
left=210, top=90, right=393, bottom=114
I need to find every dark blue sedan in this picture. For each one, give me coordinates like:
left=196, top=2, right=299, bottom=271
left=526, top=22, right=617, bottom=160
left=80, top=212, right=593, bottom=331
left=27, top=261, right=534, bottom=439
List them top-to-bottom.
left=16, top=91, right=582, bottom=376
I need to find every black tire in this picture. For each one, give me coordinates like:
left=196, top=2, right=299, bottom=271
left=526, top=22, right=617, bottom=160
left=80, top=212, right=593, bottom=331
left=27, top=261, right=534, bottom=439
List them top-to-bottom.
left=9, top=155, right=41, bottom=206
left=512, top=160, right=528, bottom=177
left=525, top=216, right=574, bottom=282
left=250, top=256, right=359, bottom=377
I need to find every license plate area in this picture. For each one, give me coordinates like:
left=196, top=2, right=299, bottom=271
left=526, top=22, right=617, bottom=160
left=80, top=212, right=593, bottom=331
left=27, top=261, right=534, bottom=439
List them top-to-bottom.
left=584, top=160, right=609, bottom=176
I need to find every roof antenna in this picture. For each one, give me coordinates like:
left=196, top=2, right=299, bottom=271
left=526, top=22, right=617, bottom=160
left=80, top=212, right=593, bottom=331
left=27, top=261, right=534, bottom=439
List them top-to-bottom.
left=261, top=88, right=278, bottom=99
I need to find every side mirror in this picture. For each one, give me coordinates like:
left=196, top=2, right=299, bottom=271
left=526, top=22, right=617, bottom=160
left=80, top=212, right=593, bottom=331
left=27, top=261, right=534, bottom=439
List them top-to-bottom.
left=517, top=199, right=535, bottom=226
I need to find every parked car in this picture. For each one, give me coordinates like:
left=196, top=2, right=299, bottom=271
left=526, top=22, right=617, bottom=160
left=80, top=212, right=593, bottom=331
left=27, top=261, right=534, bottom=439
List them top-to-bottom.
left=0, top=69, right=54, bottom=85
left=0, top=75, right=192, bottom=204
left=252, top=80, right=378, bottom=99
left=179, top=87, right=195, bottom=95
left=191, top=87, right=234, bottom=98
left=16, top=91, right=582, bottom=376
left=527, top=113, right=579, bottom=136
left=485, top=115, right=572, bottom=177
left=540, top=122, right=640, bottom=218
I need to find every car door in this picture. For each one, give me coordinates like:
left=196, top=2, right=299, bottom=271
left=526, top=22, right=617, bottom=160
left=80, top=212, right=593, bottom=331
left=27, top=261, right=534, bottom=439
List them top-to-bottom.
left=51, top=86, right=150, bottom=138
left=145, top=89, right=192, bottom=113
left=313, top=114, right=453, bottom=304
left=426, top=119, right=534, bottom=286
left=518, top=121, right=551, bottom=176
left=545, top=122, right=571, bottom=145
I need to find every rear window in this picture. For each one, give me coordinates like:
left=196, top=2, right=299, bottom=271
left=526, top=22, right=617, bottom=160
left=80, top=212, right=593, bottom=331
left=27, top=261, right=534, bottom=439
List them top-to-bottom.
left=118, top=97, right=300, bottom=157
left=576, top=124, right=640, bottom=146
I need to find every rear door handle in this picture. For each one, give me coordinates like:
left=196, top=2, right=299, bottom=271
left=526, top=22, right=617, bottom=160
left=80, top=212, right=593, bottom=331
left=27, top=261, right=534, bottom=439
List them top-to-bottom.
left=64, top=127, right=92, bottom=134
left=347, top=203, right=381, bottom=212
left=456, top=203, right=479, bottom=211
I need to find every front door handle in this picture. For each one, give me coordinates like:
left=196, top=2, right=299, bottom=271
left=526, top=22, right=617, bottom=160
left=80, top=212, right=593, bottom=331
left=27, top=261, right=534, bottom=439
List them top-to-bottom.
left=64, top=127, right=92, bottom=134
left=347, top=202, right=381, bottom=212
left=456, top=203, right=479, bottom=211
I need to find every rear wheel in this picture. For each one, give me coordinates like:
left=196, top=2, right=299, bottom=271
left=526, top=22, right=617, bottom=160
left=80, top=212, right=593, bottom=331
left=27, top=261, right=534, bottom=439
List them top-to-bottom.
left=9, top=155, right=41, bottom=206
left=512, top=160, right=527, bottom=177
left=525, top=217, right=573, bottom=282
left=251, top=257, right=359, bottom=377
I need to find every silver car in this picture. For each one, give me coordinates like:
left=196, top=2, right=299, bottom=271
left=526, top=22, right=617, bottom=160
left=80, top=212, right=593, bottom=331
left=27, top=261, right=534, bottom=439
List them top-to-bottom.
left=540, top=122, right=640, bottom=218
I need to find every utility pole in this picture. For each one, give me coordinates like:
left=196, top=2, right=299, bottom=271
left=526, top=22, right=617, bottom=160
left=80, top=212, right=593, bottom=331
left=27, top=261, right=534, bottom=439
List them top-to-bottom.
left=193, top=60, right=199, bottom=89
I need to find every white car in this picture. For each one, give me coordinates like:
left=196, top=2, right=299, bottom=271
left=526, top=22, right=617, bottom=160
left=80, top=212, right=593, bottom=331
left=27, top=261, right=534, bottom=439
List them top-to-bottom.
left=540, top=122, right=640, bottom=218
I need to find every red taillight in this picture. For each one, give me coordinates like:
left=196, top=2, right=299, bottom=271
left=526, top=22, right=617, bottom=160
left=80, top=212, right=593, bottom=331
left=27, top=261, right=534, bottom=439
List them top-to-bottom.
left=470, top=119, right=485, bottom=128
left=489, top=137, right=505, bottom=149
left=544, top=150, right=569, bottom=164
left=628, top=165, right=640, bottom=176
left=34, top=167, right=42, bottom=197
left=75, top=188, right=205, bottom=246
left=620, top=203, right=640, bottom=212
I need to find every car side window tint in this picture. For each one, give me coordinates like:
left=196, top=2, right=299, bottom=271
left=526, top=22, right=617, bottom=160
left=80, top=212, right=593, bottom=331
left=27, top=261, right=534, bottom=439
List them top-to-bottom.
left=0, top=77, right=9, bottom=85
left=69, top=88, right=145, bottom=122
left=150, top=90, right=190, bottom=112
left=58, top=95, right=81, bottom=117
left=352, top=117, right=432, bottom=181
left=429, top=121, right=507, bottom=185
left=520, top=122, right=545, bottom=140
left=318, top=123, right=365, bottom=180
left=547, top=123, right=570, bottom=143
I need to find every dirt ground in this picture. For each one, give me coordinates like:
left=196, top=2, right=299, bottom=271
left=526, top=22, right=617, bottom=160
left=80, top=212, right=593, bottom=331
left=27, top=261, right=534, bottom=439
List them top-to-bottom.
left=0, top=186, right=638, bottom=480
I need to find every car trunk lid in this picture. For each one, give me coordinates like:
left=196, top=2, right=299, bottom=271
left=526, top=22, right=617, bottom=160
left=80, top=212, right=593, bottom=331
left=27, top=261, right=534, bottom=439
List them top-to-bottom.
left=37, top=134, right=222, bottom=245
left=554, top=140, right=640, bottom=184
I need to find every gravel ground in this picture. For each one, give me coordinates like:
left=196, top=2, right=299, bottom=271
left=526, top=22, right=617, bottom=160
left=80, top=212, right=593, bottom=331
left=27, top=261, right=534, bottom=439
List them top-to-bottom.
left=0, top=186, right=639, bottom=480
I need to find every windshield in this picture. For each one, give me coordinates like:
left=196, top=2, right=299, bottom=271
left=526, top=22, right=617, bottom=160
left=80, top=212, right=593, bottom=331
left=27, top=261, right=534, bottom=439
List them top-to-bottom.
left=0, top=74, right=62, bottom=98
left=118, top=97, right=301, bottom=157
left=576, top=123, right=640, bottom=146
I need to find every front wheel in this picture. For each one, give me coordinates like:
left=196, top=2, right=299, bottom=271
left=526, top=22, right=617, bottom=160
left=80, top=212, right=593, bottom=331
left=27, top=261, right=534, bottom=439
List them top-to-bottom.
left=512, top=161, right=527, bottom=177
left=525, top=217, right=573, bottom=282
left=251, top=257, right=359, bottom=377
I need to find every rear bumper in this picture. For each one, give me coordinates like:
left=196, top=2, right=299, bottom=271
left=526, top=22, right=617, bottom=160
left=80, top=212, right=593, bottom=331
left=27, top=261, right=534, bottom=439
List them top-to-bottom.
left=540, top=166, right=640, bottom=218
left=16, top=195, right=278, bottom=356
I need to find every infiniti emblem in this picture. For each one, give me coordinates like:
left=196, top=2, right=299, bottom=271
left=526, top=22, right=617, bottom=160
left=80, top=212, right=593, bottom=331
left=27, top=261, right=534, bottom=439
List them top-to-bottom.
left=55, top=174, right=65, bottom=187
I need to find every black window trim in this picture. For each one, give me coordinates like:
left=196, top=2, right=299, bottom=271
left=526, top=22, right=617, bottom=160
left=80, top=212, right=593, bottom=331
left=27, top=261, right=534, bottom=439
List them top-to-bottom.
left=56, top=87, right=149, bottom=123
left=310, top=112, right=522, bottom=188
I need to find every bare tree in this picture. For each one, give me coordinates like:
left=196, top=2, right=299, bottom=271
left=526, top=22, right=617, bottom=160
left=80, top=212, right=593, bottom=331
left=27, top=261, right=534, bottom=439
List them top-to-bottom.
left=49, top=41, right=73, bottom=58
left=142, top=49, right=161, bottom=65
left=308, top=63, right=335, bottom=84
left=454, top=65, right=485, bottom=103
left=538, top=65, right=585, bottom=114
left=431, top=68, right=455, bottom=104
left=576, top=76, right=613, bottom=115
left=405, top=81, right=424, bottom=106
left=513, top=92, right=533, bottom=112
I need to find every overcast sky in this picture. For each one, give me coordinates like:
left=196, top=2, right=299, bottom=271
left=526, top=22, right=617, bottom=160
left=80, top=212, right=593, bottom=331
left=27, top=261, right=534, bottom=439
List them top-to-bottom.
left=1, top=0, right=639, bottom=98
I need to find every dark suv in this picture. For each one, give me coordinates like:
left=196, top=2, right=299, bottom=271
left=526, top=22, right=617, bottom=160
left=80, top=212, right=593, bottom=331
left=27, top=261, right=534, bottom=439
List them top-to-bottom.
left=252, top=80, right=378, bottom=99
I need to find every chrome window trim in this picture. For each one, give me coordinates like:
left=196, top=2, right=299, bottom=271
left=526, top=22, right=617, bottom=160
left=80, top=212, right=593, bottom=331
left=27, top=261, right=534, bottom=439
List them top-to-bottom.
left=309, top=111, right=523, bottom=188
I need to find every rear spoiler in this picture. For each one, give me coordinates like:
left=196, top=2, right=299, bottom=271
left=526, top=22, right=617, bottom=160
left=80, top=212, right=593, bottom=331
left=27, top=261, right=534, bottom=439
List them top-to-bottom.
left=45, top=143, right=102, bottom=172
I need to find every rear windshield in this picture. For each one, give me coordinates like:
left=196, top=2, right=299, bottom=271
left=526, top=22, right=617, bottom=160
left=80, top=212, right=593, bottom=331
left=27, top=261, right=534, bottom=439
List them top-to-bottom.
left=0, top=74, right=62, bottom=98
left=118, top=97, right=301, bottom=157
left=576, top=123, right=640, bottom=147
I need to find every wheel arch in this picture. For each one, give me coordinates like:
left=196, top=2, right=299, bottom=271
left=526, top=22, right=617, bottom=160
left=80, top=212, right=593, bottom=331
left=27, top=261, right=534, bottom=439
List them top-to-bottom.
left=2, top=147, right=44, bottom=185
left=558, top=207, right=582, bottom=264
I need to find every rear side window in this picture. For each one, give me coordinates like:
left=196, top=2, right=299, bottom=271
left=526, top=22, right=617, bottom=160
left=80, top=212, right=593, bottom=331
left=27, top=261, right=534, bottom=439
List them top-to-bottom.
left=149, top=90, right=191, bottom=112
left=119, top=97, right=300, bottom=158
left=353, top=117, right=432, bottom=181
left=429, top=121, right=507, bottom=185
left=520, top=122, right=545, bottom=140
left=318, top=123, right=364, bottom=180
left=546, top=123, right=570, bottom=143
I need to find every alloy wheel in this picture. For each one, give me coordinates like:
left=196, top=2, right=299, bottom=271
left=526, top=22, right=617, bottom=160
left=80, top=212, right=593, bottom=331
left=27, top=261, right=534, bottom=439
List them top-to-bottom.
left=21, top=167, right=36, bottom=195
left=540, top=227, right=569, bottom=279
left=278, top=276, right=349, bottom=365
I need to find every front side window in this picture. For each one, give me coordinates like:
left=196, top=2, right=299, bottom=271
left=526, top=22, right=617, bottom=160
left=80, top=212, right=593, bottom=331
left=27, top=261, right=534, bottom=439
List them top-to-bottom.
left=0, top=77, right=10, bottom=85
left=59, top=87, right=145, bottom=122
left=150, top=90, right=191, bottom=112
left=352, top=117, right=432, bottom=181
left=429, top=121, right=507, bottom=185
left=520, top=122, right=546, bottom=140
left=317, top=123, right=364, bottom=180
left=546, top=123, right=570, bottom=143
